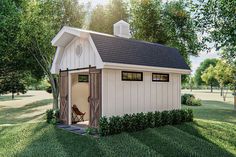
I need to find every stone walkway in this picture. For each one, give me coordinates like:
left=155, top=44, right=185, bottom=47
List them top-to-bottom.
left=57, top=124, right=87, bottom=135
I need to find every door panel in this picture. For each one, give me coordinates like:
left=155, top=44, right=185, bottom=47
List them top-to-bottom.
left=89, top=68, right=102, bottom=127
left=59, top=71, right=69, bottom=124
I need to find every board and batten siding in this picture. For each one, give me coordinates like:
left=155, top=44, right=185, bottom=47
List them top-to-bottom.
left=60, top=37, right=97, bottom=70
left=102, top=69, right=181, bottom=117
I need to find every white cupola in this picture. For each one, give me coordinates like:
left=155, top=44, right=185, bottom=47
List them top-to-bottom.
left=113, top=20, right=131, bottom=38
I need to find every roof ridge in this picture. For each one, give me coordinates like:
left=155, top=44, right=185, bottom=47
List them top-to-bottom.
left=64, top=26, right=174, bottom=49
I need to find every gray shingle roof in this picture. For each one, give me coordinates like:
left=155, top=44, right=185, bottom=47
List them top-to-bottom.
left=90, top=33, right=190, bottom=70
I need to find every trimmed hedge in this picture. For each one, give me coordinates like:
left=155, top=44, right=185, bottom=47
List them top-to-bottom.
left=99, top=109, right=193, bottom=136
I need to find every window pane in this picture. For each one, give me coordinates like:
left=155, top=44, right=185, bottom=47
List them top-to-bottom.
left=122, top=71, right=143, bottom=81
left=122, top=72, right=128, bottom=80
left=152, top=73, right=169, bottom=82
left=78, top=75, right=89, bottom=82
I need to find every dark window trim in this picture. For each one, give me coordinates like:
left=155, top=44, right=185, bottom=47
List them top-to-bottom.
left=122, top=71, right=143, bottom=81
left=152, top=73, right=169, bottom=82
left=78, top=74, right=89, bottom=82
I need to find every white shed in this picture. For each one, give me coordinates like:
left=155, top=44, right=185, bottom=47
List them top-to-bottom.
left=51, top=20, right=191, bottom=127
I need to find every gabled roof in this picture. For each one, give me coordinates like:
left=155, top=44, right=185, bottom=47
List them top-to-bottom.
left=51, top=26, right=191, bottom=74
left=90, top=33, right=190, bottom=70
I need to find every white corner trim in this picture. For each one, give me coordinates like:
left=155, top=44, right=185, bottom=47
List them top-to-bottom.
left=88, top=35, right=104, bottom=69
left=50, top=46, right=64, bottom=74
left=103, top=62, right=191, bottom=74
left=68, top=73, right=72, bottom=125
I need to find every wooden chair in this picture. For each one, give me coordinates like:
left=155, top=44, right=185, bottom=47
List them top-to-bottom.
left=72, top=104, right=86, bottom=124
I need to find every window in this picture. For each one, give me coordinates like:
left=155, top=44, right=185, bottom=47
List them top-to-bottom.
left=76, top=45, right=82, bottom=57
left=122, top=71, right=143, bottom=81
left=152, top=73, right=169, bottom=82
left=78, top=75, right=89, bottom=82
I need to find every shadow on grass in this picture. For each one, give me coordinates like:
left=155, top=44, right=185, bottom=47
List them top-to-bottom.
left=0, top=95, right=34, bottom=102
left=0, top=99, right=52, bottom=125
left=183, top=100, right=236, bottom=124
left=4, top=122, right=236, bottom=157
left=14, top=123, right=105, bottom=157
left=129, top=124, right=235, bottom=157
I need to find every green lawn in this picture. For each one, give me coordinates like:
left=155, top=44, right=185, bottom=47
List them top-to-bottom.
left=0, top=90, right=236, bottom=157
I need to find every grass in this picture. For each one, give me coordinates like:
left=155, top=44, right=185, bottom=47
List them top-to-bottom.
left=0, top=90, right=236, bottom=157
left=0, top=91, right=52, bottom=125
left=0, top=94, right=33, bottom=101
left=0, top=99, right=52, bottom=125
left=0, top=121, right=235, bottom=157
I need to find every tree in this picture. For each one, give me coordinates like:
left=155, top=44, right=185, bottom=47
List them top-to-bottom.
left=0, top=0, right=22, bottom=78
left=18, top=0, right=85, bottom=109
left=89, top=0, right=128, bottom=34
left=130, top=0, right=202, bottom=66
left=191, top=0, right=235, bottom=53
left=89, top=5, right=108, bottom=33
left=221, top=47, right=236, bottom=67
left=194, top=58, right=218, bottom=87
left=214, top=60, right=235, bottom=101
left=201, top=65, right=218, bottom=92
left=0, top=72, right=27, bottom=99
left=188, top=76, right=195, bottom=92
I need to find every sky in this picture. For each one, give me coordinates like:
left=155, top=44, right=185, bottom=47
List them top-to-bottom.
left=81, top=0, right=220, bottom=75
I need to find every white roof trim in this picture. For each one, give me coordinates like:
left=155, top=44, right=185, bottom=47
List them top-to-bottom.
left=52, top=26, right=114, bottom=47
left=88, top=35, right=104, bottom=69
left=103, top=62, right=191, bottom=74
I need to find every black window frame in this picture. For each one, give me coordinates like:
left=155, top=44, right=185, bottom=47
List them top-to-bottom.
left=122, top=71, right=143, bottom=81
left=152, top=73, right=169, bottom=82
left=78, top=75, right=89, bottom=82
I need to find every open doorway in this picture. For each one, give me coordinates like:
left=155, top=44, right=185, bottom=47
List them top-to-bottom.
left=71, top=72, right=90, bottom=128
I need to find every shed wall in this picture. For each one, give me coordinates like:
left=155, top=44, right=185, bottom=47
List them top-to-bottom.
left=102, top=69, right=181, bottom=117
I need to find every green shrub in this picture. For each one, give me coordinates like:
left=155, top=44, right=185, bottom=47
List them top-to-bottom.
left=46, top=86, right=52, bottom=93
left=181, top=94, right=195, bottom=104
left=186, top=97, right=202, bottom=106
left=46, top=109, right=59, bottom=124
left=46, top=109, right=53, bottom=123
left=99, top=109, right=194, bottom=136
left=180, top=109, right=188, bottom=122
left=186, top=109, right=193, bottom=122
left=172, top=110, right=182, bottom=124
left=154, top=111, right=161, bottom=127
left=161, top=111, right=169, bottom=125
left=167, top=111, right=174, bottom=125
left=136, top=112, right=146, bottom=130
left=146, top=112, right=155, bottom=128
left=122, top=114, right=133, bottom=132
left=109, top=116, right=123, bottom=135
left=99, top=117, right=109, bottom=136
left=86, top=127, right=98, bottom=135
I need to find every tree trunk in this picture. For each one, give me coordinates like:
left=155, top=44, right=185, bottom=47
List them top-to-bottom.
left=49, top=75, right=59, bottom=110
left=210, top=83, right=213, bottom=93
left=220, top=87, right=223, bottom=96
left=222, top=87, right=228, bottom=102
left=12, top=92, right=14, bottom=100
left=234, top=96, right=236, bottom=110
